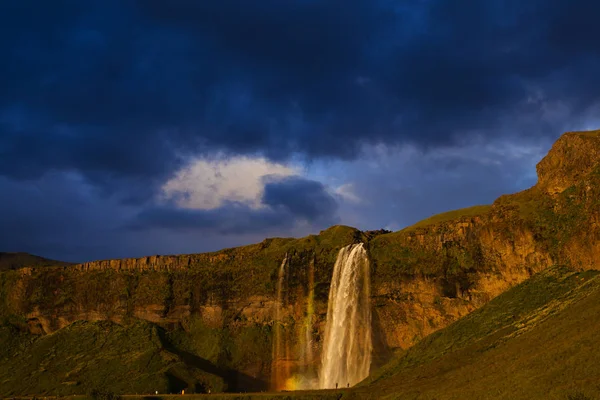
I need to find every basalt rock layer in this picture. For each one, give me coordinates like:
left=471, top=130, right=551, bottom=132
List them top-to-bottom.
left=1, top=130, right=599, bottom=394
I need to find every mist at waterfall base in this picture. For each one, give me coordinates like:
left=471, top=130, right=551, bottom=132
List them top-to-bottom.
left=272, top=244, right=372, bottom=391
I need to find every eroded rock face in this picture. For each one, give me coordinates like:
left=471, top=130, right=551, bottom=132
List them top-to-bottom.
left=2, top=130, right=600, bottom=388
left=537, top=130, right=600, bottom=195
left=369, top=211, right=553, bottom=348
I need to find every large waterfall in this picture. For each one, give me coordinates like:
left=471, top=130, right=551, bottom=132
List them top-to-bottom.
left=319, top=243, right=372, bottom=389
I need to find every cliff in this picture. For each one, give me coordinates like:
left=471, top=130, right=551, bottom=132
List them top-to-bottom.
left=1, top=129, right=599, bottom=395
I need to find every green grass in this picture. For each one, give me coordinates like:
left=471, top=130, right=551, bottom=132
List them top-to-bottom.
left=400, top=205, right=492, bottom=232
left=355, top=266, right=600, bottom=399
left=367, top=266, right=597, bottom=379
left=0, top=320, right=226, bottom=397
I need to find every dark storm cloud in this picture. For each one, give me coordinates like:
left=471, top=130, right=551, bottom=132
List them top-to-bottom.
left=1, top=0, right=600, bottom=261
left=2, top=0, right=600, bottom=192
left=0, top=173, right=128, bottom=262
left=132, top=176, right=339, bottom=233
left=262, top=176, right=338, bottom=222
left=130, top=204, right=291, bottom=235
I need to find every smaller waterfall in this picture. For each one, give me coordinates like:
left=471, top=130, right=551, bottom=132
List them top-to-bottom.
left=319, top=243, right=372, bottom=389
left=271, top=254, right=289, bottom=390
left=281, top=255, right=318, bottom=391
left=303, top=256, right=315, bottom=367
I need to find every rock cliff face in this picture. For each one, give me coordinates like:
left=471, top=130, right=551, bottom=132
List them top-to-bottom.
left=1, top=130, right=599, bottom=392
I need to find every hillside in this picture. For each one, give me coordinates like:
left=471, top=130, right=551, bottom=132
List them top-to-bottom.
left=0, top=129, right=599, bottom=395
left=0, top=252, right=73, bottom=272
left=356, top=265, right=600, bottom=399
left=0, top=320, right=228, bottom=396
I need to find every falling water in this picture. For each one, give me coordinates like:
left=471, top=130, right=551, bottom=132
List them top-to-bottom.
left=319, top=243, right=372, bottom=389
left=271, top=254, right=289, bottom=390
left=282, top=256, right=318, bottom=391
left=303, top=256, right=315, bottom=367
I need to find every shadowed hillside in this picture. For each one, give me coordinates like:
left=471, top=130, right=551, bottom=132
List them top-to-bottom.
left=0, top=251, right=73, bottom=271
left=0, top=320, right=243, bottom=396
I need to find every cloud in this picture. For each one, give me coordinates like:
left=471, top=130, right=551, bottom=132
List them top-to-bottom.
left=2, top=0, right=600, bottom=198
left=1, top=1, right=600, bottom=261
left=161, top=155, right=297, bottom=209
left=0, top=171, right=332, bottom=262
left=0, top=172, right=134, bottom=262
left=134, top=175, right=339, bottom=233
left=262, top=176, right=339, bottom=223
left=334, top=183, right=362, bottom=204
left=130, top=202, right=292, bottom=235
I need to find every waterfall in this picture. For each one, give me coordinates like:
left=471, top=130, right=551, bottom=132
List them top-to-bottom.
left=319, top=243, right=372, bottom=389
left=271, top=254, right=289, bottom=390
left=279, top=255, right=318, bottom=391
left=303, top=256, right=315, bottom=367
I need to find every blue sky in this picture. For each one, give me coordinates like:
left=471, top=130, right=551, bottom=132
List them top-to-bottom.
left=1, top=1, right=599, bottom=262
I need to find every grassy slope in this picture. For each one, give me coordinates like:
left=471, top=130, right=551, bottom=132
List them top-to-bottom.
left=401, top=205, right=492, bottom=232
left=0, top=252, right=73, bottom=271
left=353, top=266, right=600, bottom=399
left=0, top=320, right=226, bottom=397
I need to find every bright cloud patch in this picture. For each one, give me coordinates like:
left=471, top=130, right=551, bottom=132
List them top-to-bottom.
left=161, top=155, right=298, bottom=210
left=334, top=183, right=362, bottom=204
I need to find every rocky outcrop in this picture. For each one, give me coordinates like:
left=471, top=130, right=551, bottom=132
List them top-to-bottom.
left=1, top=130, right=600, bottom=391
left=536, top=130, right=600, bottom=195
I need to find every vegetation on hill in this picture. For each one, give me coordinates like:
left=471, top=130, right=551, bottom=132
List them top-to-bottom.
left=400, top=205, right=492, bottom=232
left=0, top=251, right=73, bottom=271
left=356, top=266, right=600, bottom=399
left=0, top=320, right=226, bottom=396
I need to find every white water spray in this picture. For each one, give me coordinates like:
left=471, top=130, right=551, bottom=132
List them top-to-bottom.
left=319, top=243, right=372, bottom=389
